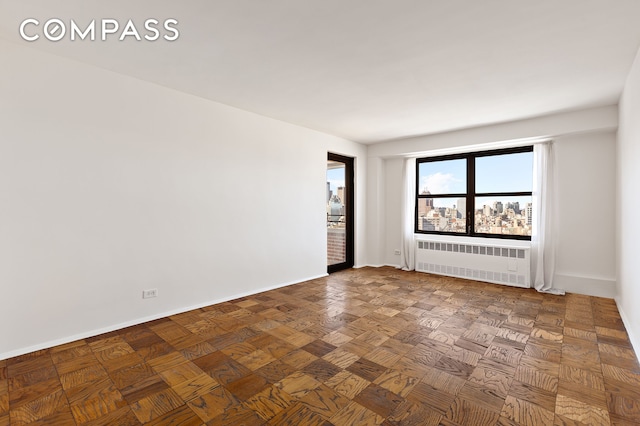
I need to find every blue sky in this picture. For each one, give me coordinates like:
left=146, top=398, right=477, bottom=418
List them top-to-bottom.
left=476, top=152, right=533, bottom=193
left=327, top=167, right=345, bottom=192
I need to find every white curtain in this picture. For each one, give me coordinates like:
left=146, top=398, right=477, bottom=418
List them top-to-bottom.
left=531, top=142, right=564, bottom=294
left=399, top=158, right=416, bottom=271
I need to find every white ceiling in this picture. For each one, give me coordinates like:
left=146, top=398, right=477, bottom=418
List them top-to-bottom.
left=2, top=0, right=640, bottom=143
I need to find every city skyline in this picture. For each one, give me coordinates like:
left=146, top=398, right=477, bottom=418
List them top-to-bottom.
left=417, top=199, right=532, bottom=236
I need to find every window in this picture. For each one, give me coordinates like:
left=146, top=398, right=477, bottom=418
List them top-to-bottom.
left=416, top=146, right=533, bottom=240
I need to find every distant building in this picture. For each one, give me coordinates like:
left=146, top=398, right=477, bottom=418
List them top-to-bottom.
left=337, top=186, right=345, bottom=205
left=417, top=190, right=434, bottom=217
left=327, top=195, right=343, bottom=223
left=457, top=198, right=466, bottom=218
left=421, top=217, right=435, bottom=231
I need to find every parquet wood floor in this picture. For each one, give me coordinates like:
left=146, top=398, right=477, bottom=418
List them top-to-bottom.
left=2, top=267, right=639, bottom=425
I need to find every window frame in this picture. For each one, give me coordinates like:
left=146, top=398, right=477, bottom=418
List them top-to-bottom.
left=415, top=145, right=533, bottom=240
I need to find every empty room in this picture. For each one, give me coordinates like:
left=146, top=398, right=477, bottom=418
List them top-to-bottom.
left=1, top=1, right=639, bottom=425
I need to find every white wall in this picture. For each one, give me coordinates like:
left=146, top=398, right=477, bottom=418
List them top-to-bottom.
left=0, top=40, right=366, bottom=360
left=617, top=46, right=640, bottom=355
left=369, top=106, right=618, bottom=159
left=372, top=107, right=618, bottom=297
left=554, top=132, right=616, bottom=295
left=365, top=157, right=385, bottom=266
left=383, top=158, right=403, bottom=267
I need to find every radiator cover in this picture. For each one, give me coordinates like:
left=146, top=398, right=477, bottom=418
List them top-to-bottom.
left=415, top=239, right=531, bottom=288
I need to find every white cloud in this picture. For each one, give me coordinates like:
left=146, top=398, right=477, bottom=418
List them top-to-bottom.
left=421, top=172, right=463, bottom=194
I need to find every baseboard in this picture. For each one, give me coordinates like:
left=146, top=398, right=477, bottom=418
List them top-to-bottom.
left=0, top=273, right=328, bottom=361
left=553, top=274, right=616, bottom=298
left=614, top=298, right=640, bottom=365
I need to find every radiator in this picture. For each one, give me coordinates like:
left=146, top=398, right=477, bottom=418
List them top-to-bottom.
left=415, top=239, right=531, bottom=288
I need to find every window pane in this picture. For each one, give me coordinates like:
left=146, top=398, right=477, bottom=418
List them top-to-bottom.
left=476, top=152, right=533, bottom=193
left=418, top=159, right=466, bottom=195
left=327, top=162, right=346, bottom=266
left=475, top=196, right=532, bottom=236
left=417, top=198, right=466, bottom=233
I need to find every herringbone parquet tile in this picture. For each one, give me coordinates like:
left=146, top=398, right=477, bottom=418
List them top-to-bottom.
left=2, top=267, right=639, bottom=425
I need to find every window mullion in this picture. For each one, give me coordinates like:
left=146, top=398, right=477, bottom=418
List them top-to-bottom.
left=476, top=191, right=533, bottom=198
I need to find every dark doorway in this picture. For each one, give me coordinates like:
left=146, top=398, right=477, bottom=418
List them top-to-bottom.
left=327, top=153, right=354, bottom=273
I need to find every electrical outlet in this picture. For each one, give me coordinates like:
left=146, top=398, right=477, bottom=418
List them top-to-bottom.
left=394, top=249, right=401, bottom=255
left=142, top=289, right=158, bottom=299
